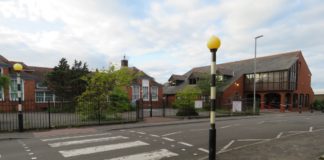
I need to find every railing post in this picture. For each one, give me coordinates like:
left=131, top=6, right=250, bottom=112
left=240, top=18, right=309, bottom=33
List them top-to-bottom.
left=48, top=100, right=51, bottom=129
left=98, top=101, right=101, bottom=125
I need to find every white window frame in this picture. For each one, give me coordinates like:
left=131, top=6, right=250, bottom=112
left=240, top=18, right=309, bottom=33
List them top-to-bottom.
left=0, top=68, right=4, bottom=101
left=9, top=79, right=24, bottom=101
left=142, top=79, right=150, bottom=101
left=132, top=85, right=140, bottom=101
left=151, top=86, right=158, bottom=101
left=35, top=91, right=55, bottom=103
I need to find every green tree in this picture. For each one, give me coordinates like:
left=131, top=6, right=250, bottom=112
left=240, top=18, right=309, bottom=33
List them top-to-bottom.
left=46, top=58, right=89, bottom=101
left=46, top=58, right=71, bottom=100
left=70, top=60, right=89, bottom=97
left=77, top=66, right=137, bottom=120
left=196, top=73, right=227, bottom=110
left=0, top=75, right=10, bottom=89
left=173, top=85, right=201, bottom=116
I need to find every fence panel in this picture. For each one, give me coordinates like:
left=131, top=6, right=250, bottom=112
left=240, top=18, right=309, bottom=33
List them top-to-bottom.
left=0, top=100, right=137, bottom=132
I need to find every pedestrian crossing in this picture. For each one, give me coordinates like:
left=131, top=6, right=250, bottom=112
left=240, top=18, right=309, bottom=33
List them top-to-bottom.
left=42, top=132, right=180, bottom=160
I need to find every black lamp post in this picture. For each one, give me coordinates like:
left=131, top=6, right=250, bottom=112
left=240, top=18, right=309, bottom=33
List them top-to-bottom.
left=207, top=35, right=221, bottom=160
left=13, top=63, right=23, bottom=132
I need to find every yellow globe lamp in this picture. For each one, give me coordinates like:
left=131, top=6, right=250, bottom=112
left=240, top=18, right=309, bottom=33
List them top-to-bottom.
left=207, top=35, right=221, bottom=50
left=13, top=63, right=23, bottom=72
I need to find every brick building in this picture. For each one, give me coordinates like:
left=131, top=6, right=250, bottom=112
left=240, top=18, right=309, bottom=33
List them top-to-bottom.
left=163, top=51, right=314, bottom=112
left=0, top=55, right=53, bottom=111
left=0, top=55, right=163, bottom=111
left=121, top=58, right=164, bottom=108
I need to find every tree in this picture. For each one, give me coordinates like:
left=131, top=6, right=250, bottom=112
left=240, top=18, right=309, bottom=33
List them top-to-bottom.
left=46, top=58, right=89, bottom=101
left=46, top=58, right=71, bottom=100
left=70, top=60, right=89, bottom=97
left=77, top=65, right=137, bottom=120
left=196, top=73, right=228, bottom=109
left=0, top=75, right=10, bottom=89
left=173, top=85, right=201, bottom=116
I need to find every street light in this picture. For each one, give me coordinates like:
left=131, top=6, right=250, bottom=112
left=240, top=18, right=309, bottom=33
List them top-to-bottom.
left=207, top=35, right=221, bottom=160
left=253, top=35, right=263, bottom=115
left=13, top=63, right=23, bottom=132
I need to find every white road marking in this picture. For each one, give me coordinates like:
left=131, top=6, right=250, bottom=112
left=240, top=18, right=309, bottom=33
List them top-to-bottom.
left=305, top=117, right=311, bottom=120
left=257, top=121, right=265, bottom=124
left=220, top=125, right=233, bottom=129
left=309, top=126, right=313, bottom=132
left=120, top=130, right=125, bottom=132
left=129, top=130, right=135, bottom=133
left=162, top=131, right=182, bottom=137
left=288, top=131, right=307, bottom=133
left=137, top=132, right=146, bottom=135
left=276, top=132, right=283, bottom=139
left=41, top=133, right=111, bottom=142
left=150, top=134, right=160, bottom=138
left=49, top=136, right=129, bottom=147
left=162, top=137, right=175, bottom=142
left=237, top=139, right=270, bottom=142
left=218, top=140, right=235, bottom=153
left=59, top=141, right=149, bottom=158
left=178, top=142, right=193, bottom=147
left=181, top=148, right=186, bottom=151
left=198, top=148, right=209, bottom=153
left=26, top=149, right=31, bottom=152
left=106, top=149, right=178, bottom=160
left=29, top=153, right=34, bottom=155
left=0, top=154, right=2, bottom=159
left=31, top=157, right=37, bottom=160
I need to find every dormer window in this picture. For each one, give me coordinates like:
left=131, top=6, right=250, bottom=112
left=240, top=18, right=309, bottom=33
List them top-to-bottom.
left=189, top=78, right=197, bottom=85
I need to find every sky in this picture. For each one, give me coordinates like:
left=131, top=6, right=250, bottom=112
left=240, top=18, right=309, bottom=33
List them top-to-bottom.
left=0, top=0, right=324, bottom=91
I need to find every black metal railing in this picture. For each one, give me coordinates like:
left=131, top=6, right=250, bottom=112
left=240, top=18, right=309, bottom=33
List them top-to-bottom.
left=0, top=100, right=137, bottom=132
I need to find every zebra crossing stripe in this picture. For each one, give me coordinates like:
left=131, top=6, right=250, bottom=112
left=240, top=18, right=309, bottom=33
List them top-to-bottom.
left=41, top=133, right=112, bottom=142
left=49, top=136, right=129, bottom=147
left=59, top=141, right=149, bottom=158
left=106, top=149, right=178, bottom=160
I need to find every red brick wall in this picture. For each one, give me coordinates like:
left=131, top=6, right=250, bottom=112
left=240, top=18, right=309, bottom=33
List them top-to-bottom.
left=294, top=53, right=314, bottom=106
left=221, top=76, right=244, bottom=107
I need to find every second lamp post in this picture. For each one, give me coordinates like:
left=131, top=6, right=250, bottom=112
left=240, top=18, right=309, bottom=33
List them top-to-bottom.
left=207, top=35, right=221, bottom=160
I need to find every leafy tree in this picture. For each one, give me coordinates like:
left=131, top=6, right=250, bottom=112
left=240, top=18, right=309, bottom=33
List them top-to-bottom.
left=46, top=58, right=89, bottom=101
left=70, top=60, right=89, bottom=97
left=77, top=66, right=137, bottom=120
left=196, top=73, right=228, bottom=110
left=0, top=75, right=10, bottom=89
left=173, top=85, right=201, bottom=116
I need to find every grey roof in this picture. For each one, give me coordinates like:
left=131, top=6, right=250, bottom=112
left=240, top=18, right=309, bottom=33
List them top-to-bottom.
left=164, top=51, right=301, bottom=95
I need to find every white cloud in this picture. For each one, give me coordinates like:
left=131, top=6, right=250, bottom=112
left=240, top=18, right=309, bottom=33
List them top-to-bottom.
left=0, top=0, right=323, bottom=89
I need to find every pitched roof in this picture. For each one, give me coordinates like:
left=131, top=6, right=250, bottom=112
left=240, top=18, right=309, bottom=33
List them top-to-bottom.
left=164, top=50, right=301, bottom=94
left=128, top=67, right=162, bottom=86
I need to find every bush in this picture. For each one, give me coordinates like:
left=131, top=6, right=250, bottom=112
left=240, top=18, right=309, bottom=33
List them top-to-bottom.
left=173, top=86, right=200, bottom=116
left=313, top=100, right=324, bottom=110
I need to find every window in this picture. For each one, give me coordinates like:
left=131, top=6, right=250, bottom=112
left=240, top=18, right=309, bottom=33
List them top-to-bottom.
left=0, top=68, right=3, bottom=101
left=189, top=78, right=197, bottom=85
left=9, top=79, right=24, bottom=101
left=142, top=79, right=149, bottom=101
left=132, top=85, right=140, bottom=101
left=142, top=86, right=149, bottom=101
left=151, top=86, right=158, bottom=101
left=35, top=91, right=55, bottom=103
left=36, top=92, right=44, bottom=102
left=299, top=94, right=304, bottom=106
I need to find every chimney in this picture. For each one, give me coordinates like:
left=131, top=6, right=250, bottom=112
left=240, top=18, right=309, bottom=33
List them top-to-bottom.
left=121, top=55, right=128, bottom=68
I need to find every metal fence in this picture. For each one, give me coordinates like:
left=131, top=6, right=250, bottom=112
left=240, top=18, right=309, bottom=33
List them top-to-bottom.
left=0, top=98, right=259, bottom=132
left=0, top=100, right=137, bottom=132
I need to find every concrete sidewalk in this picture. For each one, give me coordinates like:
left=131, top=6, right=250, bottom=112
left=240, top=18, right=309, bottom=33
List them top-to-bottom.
left=219, top=129, right=324, bottom=160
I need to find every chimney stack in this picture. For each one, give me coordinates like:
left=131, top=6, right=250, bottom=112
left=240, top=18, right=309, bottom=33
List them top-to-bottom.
left=121, top=55, right=128, bottom=68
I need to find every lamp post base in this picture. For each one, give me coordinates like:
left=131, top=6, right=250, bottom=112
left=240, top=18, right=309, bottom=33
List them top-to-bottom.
left=18, top=112, right=23, bottom=132
left=209, top=128, right=216, bottom=160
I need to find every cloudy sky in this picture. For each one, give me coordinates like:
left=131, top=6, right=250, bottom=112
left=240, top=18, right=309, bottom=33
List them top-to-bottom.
left=0, top=0, right=323, bottom=91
